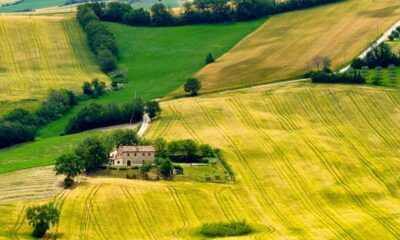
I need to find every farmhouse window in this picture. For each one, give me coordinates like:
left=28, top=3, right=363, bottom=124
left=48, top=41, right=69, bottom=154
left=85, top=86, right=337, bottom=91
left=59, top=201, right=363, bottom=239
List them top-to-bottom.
left=127, top=153, right=130, bottom=156
left=134, top=153, right=137, bottom=156
left=142, top=153, right=145, bottom=156
left=148, top=153, right=151, bottom=156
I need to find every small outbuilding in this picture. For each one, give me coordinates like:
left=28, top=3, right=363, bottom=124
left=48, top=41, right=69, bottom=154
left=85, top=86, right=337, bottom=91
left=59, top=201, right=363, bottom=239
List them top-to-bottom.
left=109, top=145, right=155, bottom=166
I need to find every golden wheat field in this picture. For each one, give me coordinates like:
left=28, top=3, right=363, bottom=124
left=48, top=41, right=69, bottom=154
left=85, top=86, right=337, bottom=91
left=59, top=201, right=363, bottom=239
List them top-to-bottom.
left=194, top=0, right=400, bottom=93
left=0, top=15, right=108, bottom=113
left=1, top=83, right=400, bottom=239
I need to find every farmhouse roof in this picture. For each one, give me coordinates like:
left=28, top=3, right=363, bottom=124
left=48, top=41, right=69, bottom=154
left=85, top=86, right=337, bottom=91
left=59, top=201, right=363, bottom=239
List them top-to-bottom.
left=119, top=145, right=155, bottom=152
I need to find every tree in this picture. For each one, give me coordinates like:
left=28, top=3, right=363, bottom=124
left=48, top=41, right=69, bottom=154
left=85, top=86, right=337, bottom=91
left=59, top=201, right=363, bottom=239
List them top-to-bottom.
left=151, top=3, right=174, bottom=26
left=123, top=8, right=151, bottom=26
left=97, top=48, right=117, bottom=73
left=205, top=53, right=215, bottom=64
left=322, top=57, right=332, bottom=72
left=360, top=66, right=369, bottom=79
left=373, top=66, right=383, bottom=85
left=184, top=78, right=202, bottom=96
left=82, top=81, right=93, bottom=95
left=145, top=101, right=161, bottom=119
left=3, top=108, right=38, bottom=127
left=113, top=129, right=139, bottom=147
left=75, top=137, right=109, bottom=172
left=154, top=138, right=167, bottom=157
left=199, top=144, right=214, bottom=157
left=55, top=153, right=84, bottom=188
left=159, top=158, right=173, bottom=178
left=140, top=161, right=152, bottom=178
left=26, top=203, right=60, bottom=238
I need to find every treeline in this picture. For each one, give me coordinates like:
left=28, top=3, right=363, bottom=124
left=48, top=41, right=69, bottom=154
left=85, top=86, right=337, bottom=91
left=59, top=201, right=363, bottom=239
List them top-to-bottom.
left=79, top=0, right=341, bottom=27
left=77, top=4, right=119, bottom=73
left=351, top=43, right=400, bottom=69
left=310, top=70, right=365, bottom=84
left=0, top=90, right=77, bottom=148
left=65, top=99, right=160, bottom=134
left=154, top=138, right=215, bottom=163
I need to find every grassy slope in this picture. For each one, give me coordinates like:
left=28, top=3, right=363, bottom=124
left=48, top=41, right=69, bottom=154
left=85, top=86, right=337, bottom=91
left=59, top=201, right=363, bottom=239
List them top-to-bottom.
left=0, top=0, right=65, bottom=12
left=193, top=0, right=400, bottom=93
left=0, top=15, right=108, bottom=114
left=37, top=19, right=265, bottom=138
left=2, top=83, right=400, bottom=239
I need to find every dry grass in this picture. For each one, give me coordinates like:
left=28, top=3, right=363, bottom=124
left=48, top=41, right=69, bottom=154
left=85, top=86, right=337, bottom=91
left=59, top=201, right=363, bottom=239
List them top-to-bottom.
left=194, top=0, right=400, bottom=93
left=0, top=15, right=108, bottom=113
left=2, top=83, right=400, bottom=239
left=0, top=166, right=64, bottom=204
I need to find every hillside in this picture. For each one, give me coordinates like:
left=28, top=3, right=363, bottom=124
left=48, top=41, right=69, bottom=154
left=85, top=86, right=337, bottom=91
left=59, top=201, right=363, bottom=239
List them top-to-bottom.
left=195, top=0, right=400, bottom=93
left=0, top=15, right=108, bottom=114
left=36, top=18, right=265, bottom=138
left=1, top=83, right=400, bottom=239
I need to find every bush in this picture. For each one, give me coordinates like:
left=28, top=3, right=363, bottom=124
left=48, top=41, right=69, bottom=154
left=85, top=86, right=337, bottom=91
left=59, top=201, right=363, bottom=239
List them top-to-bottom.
left=97, top=48, right=118, bottom=73
left=205, top=53, right=215, bottom=64
left=184, top=78, right=202, bottom=96
left=174, top=165, right=184, bottom=175
left=204, top=173, right=211, bottom=181
left=64, top=178, right=74, bottom=188
left=200, top=221, right=252, bottom=237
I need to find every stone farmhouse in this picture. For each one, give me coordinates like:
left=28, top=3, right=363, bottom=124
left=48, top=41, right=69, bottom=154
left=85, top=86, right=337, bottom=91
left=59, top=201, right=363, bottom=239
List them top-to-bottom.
left=109, top=145, right=155, bottom=166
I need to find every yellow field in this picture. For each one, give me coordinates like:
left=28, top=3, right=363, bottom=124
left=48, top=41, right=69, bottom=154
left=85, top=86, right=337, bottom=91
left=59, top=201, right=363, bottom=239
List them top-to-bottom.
left=195, top=0, right=400, bottom=93
left=0, top=15, right=108, bottom=112
left=1, top=83, right=400, bottom=239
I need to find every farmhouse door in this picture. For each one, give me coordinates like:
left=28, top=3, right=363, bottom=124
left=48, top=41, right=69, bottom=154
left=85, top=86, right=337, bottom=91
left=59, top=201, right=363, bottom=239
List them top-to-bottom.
left=127, top=161, right=131, bottom=166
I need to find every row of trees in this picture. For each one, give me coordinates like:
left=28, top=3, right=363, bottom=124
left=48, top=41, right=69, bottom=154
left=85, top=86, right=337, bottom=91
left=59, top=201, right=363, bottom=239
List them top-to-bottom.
left=80, top=0, right=341, bottom=27
left=77, top=4, right=119, bottom=73
left=351, top=43, right=400, bottom=69
left=310, top=70, right=365, bottom=84
left=0, top=89, right=77, bottom=148
left=64, top=99, right=160, bottom=134
left=154, top=138, right=215, bottom=163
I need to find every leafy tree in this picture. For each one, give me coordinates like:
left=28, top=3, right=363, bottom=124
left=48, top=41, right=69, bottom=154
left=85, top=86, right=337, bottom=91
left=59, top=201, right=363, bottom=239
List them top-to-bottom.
left=103, top=2, right=131, bottom=22
left=151, top=3, right=174, bottom=26
left=123, top=8, right=151, bottom=26
left=97, top=48, right=117, bottom=73
left=205, top=53, right=215, bottom=64
left=360, top=66, right=369, bottom=79
left=373, top=66, right=383, bottom=85
left=184, top=78, right=202, bottom=96
left=82, top=81, right=94, bottom=95
left=145, top=100, right=161, bottom=119
left=0, top=121, right=36, bottom=148
left=113, top=129, right=139, bottom=147
left=75, top=137, right=109, bottom=172
left=154, top=138, right=167, bottom=157
left=199, top=144, right=214, bottom=157
left=55, top=153, right=84, bottom=188
left=159, top=158, right=173, bottom=178
left=140, top=161, right=152, bottom=178
left=26, top=203, right=60, bottom=238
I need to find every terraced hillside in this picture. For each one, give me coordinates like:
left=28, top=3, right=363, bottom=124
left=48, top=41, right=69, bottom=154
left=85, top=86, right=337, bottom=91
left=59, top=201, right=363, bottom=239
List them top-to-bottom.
left=195, top=0, right=400, bottom=93
left=0, top=15, right=107, bottom=114
left=2, top=83, right=400, bottom=239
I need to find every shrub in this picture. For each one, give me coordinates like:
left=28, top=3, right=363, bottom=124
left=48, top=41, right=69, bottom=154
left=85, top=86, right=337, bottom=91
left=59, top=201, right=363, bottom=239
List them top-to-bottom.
left=97, top=48, right=117, bottom=73
left=205, top=53, right=215, bottom=64
left=310, top=71, right=365, bottom=84
left=159, top=158, right=173, bottom=178
left=173, top=165, right=184, bottom=175
left=119, top=167, right=128, bottom=170
left=204, top=173, right=211, bottom=181
left=64, top=178, right=74, bottom=188
left=200, top=221, right=252, bottom=237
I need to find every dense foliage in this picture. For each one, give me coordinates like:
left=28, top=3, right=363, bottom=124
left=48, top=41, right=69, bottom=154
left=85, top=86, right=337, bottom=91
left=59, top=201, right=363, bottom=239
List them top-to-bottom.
left=80, top=0, right=341, bottom=27
left=77, top=4, right=119, bottom=73
left=351, top=43, right=400, bottom=69
left=310, top=71, right=365, bottom=84
left=184, top=78, right=202, bottom=96
left=0, top=89, right=77, bottom=148
left=65, top=98, right=145, bottom=134
left=75, top=136, right=109, bottom=172
left=155, top=138, right=215, bottom=163
left=55, top=153, right=84, bottom=187
left=26, top=203, right=60, bottom=238
left=200, top=221, right=252, bottom=237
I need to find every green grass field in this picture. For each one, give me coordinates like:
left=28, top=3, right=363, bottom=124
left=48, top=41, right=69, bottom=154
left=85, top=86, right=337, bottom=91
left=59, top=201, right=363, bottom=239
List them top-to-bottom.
left=0, top=0, right=65, bottom=12
left=194, top=0, right=400, bottom=93
left=0, top=15, right=108, bottom=115
left=37, top=19, right=266, bottom=138
left=1, top=83, right=400, bottom=239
